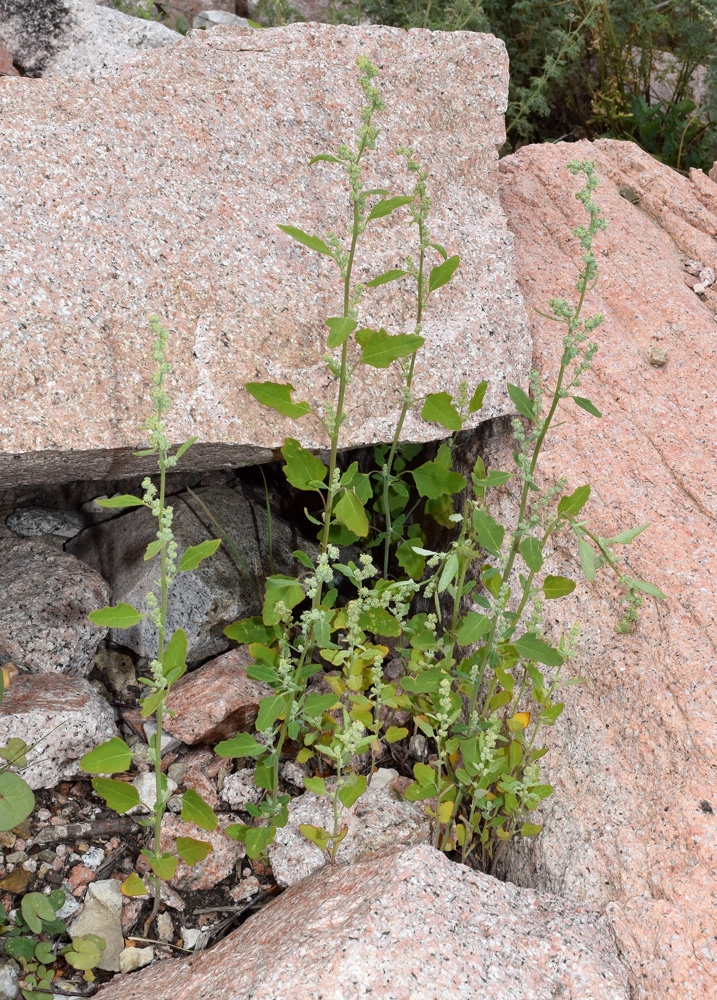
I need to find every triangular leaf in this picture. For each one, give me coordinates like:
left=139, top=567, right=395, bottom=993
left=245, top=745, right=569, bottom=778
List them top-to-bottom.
left=325, top=316, right=357, bottom=349
left=356, top=328, right=424, bottom=368
left=245, top=382, right=311, bottom=419
left=421, top=392, right=462, bottom=431
left=282, top=437, right=327, bottom=491
left=411, top=461, right=466, bottom=499
left=558, top=485, right=591, bottom=516
left=334, top=489, right=369, bottom=537
left=472, top=509, right=505, bottom=554
left=519, top=536, right=543, bottom=572
left=178, top=539, right=221, bottom=572
left=262, top=575, right=305, bottom=625
left=513, top=633, right=564, bottom=666
left=256, top=694, right=286, bottom=731
left=214, top=733, right=266, bottom=758
left=81, top=738, right=133, bottom=775
left=91, top=778, right=141, bottom=814
left=181, top=789, right=218, bottom=831
left=176, top=837, right=213, bottom=867
left=120, top=873, right=148, bottom=897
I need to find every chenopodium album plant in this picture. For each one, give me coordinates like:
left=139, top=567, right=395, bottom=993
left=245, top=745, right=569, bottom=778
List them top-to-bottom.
left=217, top=56, right=666, bottom=869
left=80, top=318, right=222, bottom=921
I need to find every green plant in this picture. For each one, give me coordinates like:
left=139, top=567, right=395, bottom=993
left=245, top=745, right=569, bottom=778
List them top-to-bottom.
left=217, top=59, right=664, bottom=869
left=81, top=317, right=221, bottom=928
left=0, top=892, right=104, bottom=1000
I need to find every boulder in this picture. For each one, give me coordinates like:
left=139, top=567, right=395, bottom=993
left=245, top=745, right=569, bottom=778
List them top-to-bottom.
left=0, top=0, right=179, bottom=79
left=0, top=23, right=530, bottom=488
left=0, top=37, right=17, bottom=75
left=457, top=138, right=716, bottom=1000
left=67, top=486, right=308, bottom=664
left=0, top=537, right=109, bottom=675
left=0, top=674, right=118, bottom=788
left=155, top=813, right=245, bottom=891
left=97, top=843, right=630, bottom=999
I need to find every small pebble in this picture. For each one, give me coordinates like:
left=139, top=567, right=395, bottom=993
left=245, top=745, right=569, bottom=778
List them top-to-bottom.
left=649, top=346, right=669, bottom=367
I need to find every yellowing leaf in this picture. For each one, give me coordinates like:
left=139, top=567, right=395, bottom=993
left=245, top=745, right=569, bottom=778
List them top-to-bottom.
left=511, top=711, right=531, bottom=730
left=437, top=799, right=454, bottom=823
left=121, top=873, right=148, bottom=897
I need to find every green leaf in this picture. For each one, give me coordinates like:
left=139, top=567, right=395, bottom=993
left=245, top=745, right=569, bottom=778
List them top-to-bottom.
left=308, top=153, right=342, bottom=165
left=368, top=195, right=414, bottom=220
left=277, top=224, right=333, bottom=257
left=429, top=242, right=448, bottom=260
left=428, top=254, right=460, bottom=293
left=366, top=268, right=407, bottom=288
left=325, top=316, right=357, bottom=349
left=356, top=328, right=424, bottom=368
left=468, top=380, right=488, bottom=414
left=245, top=381, right=311, bottom=419
left=507, top=383, right=535, bottom=421
left=421, top=392, right=462, bottom=431
left=573, top=396, right=602, bottom=418
left=174, top=437, right=197, bottom=461
left=282, top=437, right=327, bottom=491
left=411, top=461, right=466, bottom=499
left=471, top=469, right=512, bottom=489
left=558, top=484, right=591, bottom=516
left=334, top=489, right=369, bottom=537
left=95, top=495, right=145, bottom=509
left=472, top=509, right=505, bottom=554
left=602, top=524, right=650, bottom=545
left=396, top=535, right=426, bottom=581
left=519, top=535, right=543, bottom=572
left=578, top=536, right=597, bottom=582
left=144, top=538, right=163, bottom=562
left=178, top=538, right=221, bottom=572
left=262, top=575, right=305, bottom=625
left=543, top=575, right=576, bottom=599
left=630, top=578, right=667, bottom=599
left=88, top=603, right=143, bottom=629
left=358, top=606, right=401, bottom=637
left=456, top=612, right=491, bottom=644
left=224, top=616, right=281, bottom=645
left=160, top=629, right=187, bottom=687
left=513, top=633, right=564, bottom=666
left=140, top=688, right=165, bottom=719
left=490, top=690, right=512, bottom=710
left=304, top=692, right=340, bottom=717
left=256, top=694, right=286, bottom=731
left=540, top=703, right=564, bottom=724
left=385, top=726, right=409, bottom=743
left=214, top=733, right=265, bottom=758
left=0, top=737, right=28, bottom=768
left=80, top=738, right=132, bottom=775
left=509, top=739, right=522, bottom=769
left=413, top=762, right=438, bottom=788
left=0, top=772, right=34, bottom=832
left=338, top=773, right=367, bottom=809
left=303, top=776, right=327, bottom=796
left=91, top=778, right=141, bottom=814
left=181, top=789, right=218, bottom=831
left=520, top=822, right=542, bottom=836
left=299, top=823, right=332, bottom=851
left=244, top=824, right=274, bottom=858
left=176, top=837, right=213, bottom=867
left=140, top=850, right=178, bottom=881
left=120, top=873, right=148, bottom=897
left=20, top=894, right=54, bottom=935
left=61, top=934, right=105, bottom=971
left=6, top=937, right=35, bottom=963
left=34, top=940, right=55, bottom=965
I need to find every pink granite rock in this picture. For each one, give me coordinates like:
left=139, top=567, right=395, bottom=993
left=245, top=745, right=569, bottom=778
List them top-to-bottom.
left=0, top=24, right=529, bottom=488
left=0, top=38, right=18, bottom=76
left=458, top=138, right=716, bottom=1000
left=163, top=647, right=272, bottom=744
left=0, top=674, right=118, bottom=789
left=154, top=813, right=245, bottom=891
left=97, top=843, right=629, bottom=999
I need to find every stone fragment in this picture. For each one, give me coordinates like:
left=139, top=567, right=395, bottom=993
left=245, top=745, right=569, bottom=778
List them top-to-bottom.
left=0, top=0, right=179, bottom=79
left=193, top=11, right=250, bottom=28
left=0, top=24, right=529, bottom=488
left=0, top=39, right=18, bottom=76
left=486, top=138, right=717, bottom=1000
left=649, top=345, right=669, bottom=367
left=68, top=487, right=307, bottom=665
left=6, top=506, right=87, bottom=538
left=0, top=538, right=109, bottom=675
left=163, top=647, right=272, bottom=744
left=95, top=648, right=136, bottom=696
left=0, top=674, right=117, bottom=789
left=141, top=721, right=182, bottom=756
left=219, top=767, right=263, bottom=810
left=268, top=769, right=429, bottom=887
left=128, top=772, right=177, bottom=814
left=156, top=814, right=245, bottom=891
left=97, top=844, right=630, bottom=1000
left=68, top=879, right=125, bottom=972
left=118, top=946, right=154, bottom=974
left=0, top=962, right=19, bottom=1000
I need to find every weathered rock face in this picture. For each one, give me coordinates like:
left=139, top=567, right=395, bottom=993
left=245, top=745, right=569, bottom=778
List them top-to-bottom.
left=0, top=0, right=179, bottom=78
left=0, top=23, right=530, bottom=488
left=466, top=139, right=716, bottom=1000
left=67, top=486, right=307, bottom=664
left=0, top=537, right=109, bottom=674
left=0, top=674, right=118, bottom=788
left=97, top=844, right=629, bottom=1000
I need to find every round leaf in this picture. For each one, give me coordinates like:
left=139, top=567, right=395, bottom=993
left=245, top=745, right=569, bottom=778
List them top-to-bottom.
left=0, top=771, right=35, bottom=833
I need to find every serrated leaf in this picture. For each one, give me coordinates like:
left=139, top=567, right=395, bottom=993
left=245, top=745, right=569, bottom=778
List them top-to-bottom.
left=368, top=195, right=414, bottom=220
left=277, top=224, right=333, bottom=257
left=428, top=254, right=459, bottom=293
left=366, top=268, right=407, bottom=287
left=325, top=315, right=357, bottom=349
left=356, top=328, right=425, bottom=368
left=468, top=380, right=488, bottom=414
left=245, top=381, right=311, bottom=419
left=507, top=383, right=535, bottom=421
left=421, top=392, right=462, bottom=431
left=573, top=396, right=602, bottom=418
left=282, top=437, right=327, bottom=491
left=411, top=461, right=466, bottom=499
left=558, top=484, right=591, bottom=516
left=334, top=489, right=369, bottom=537
left=95, top=494, right=145, bottom=509
left=472, top=508, right=505, bottom=554
left=519, top=536, right=543, bottom=572
left=144, top=538, right=163, bottom=562
left=178, top=538, right=221, bottom=572
left=543, top=575, right=576, bottom=599
left=88, top=603, right=143, bottom=629
left=456, top=612, right=491, bottom=644
left=513, top=633, right=564, bottom=666
left=304, top=692, right=340, bottom=717
left=256, top=694, right=286, bottom=731
left=385, top=726, right=408, bottom=743
left=214, top=732, right=265, bottom=758
left=80, top=738, right=132, bottom=775
left=338, top=773, right=367, bottom=809
left=91, top=778, right=140, bottom=814
left=181, top=789, right=218, bottom=831
left=176, top=837, right=213, bottom=867
left=120, top=873, right=148, bottom=897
